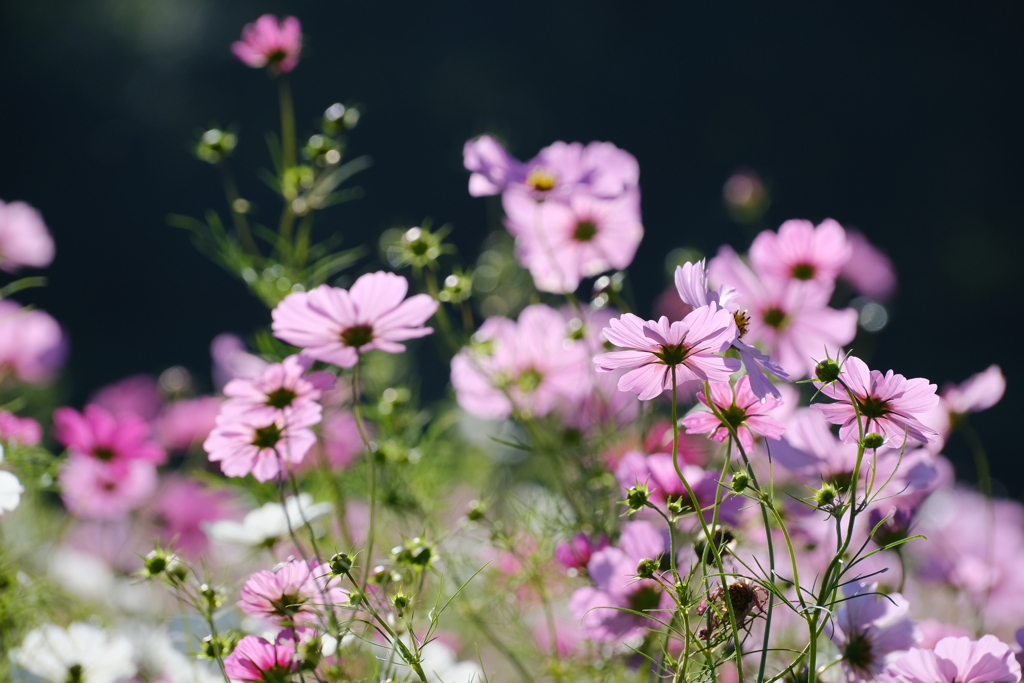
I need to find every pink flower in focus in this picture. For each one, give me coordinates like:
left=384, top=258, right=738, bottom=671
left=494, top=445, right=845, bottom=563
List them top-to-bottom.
left=231, top=15, right=302, bottom=73
left=502, top=188, right=643, bottom=293
left=0, top=200, right=55, bottom=272
left=749, top=218, right=851, bottom=290
left=841, top=230, right=897, bottom=302
left=272, top=271, right=437, bottom=369
left=0, top=299, right=66, bottom=383
left=594, top=305, right=740, bottom=400
left=221, top=354, right=332, bottom=424
left=814, top=356, right=939, bottom=448
left=942, top=365, right=1005, bottom=416
left=90, top=374, right=162, bottom=422
left=682, top=376, right=785, bottom=452
left=155, top=396, right=221, bottom=451
left=53, top=404, right=166, bottom=466
left=0, top=410, right=41, bottom=446
left=204, top=414, right=317, bottom=482
left=59, top=455, right=157, bottom=520
left=555, top=533, right=609, bottom=572
left=239, top=558, right=348, bottom=626
left=827, top=582, right=919, bottom=681
left=224, top=634, right=297, bottom=683
left=886, top=636, right=1021, bottom=683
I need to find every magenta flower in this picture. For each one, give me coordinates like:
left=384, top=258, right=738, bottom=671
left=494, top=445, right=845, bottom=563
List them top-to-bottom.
left=231, top=15, right=302, bottom=73
left=463, top=136, right=639, bottom=200
left=501, top=188, right=643, bottom=293
left=0, top=199, right=55, bottom=272
left=749, top=218, right=851, bottom=290
left=841, top=229, right=898, bottom=302
left=272, top=271, right=438, bottom=369
left=0, top=299, right=66, bottom=384
left=594, top=305, right=740, bottom=401
left=222, top=354, right=332, bottom=424
left=814, top=355, right=939, bottom=448
left=941, top=364, right=1005, bottom=416
left=682, top=375, right=785, bottom=452
left=53, top=404, right=166, bottom=466
left=0, top=410, right=41, bottom=446
left=204, top=414, right=317, bottom=482
left=58, top=455, right=157, bottom=520
left=149, top=477, right=235, bottom=559
left=555, top=533, right=609, bottom=572
left=239, top=558, right=348, bottom=626
left=828, top=582, right=919, bottom=681
left=224, top=634, right=298, bottom=683
left=886, top=636, right=1021, bottom=683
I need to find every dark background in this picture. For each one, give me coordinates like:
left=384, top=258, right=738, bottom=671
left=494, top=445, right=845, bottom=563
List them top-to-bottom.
left=1, top=2, right=1021, bottom=492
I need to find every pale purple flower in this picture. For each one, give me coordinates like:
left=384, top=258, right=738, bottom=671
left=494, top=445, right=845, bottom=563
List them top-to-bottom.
left=232, top=15, right=302, bottom=73
left=463, top=136, right=639, bottom=200
left=502, top=187, right=643, bottom=293
left=0, top=199, right=55, bottom=272
left=749, top=218, right=851, bottom=290
left=841, top=230, right=897, bottom=302
left=708, top=246, right=857, bottom=379
left=674, top=259, right=789, bottom=400
left=272, top=271, right=437, bottom=369
left=0, top=299, right=66, bottom=383
left=451, top=304, right=590, bottom=419
left=594, top=304, right=740, bottom=401
left=211, top=333, right=269, bottom=389
left=221, top=354, right=332, bottom=424
left=815, top=355, right=939, bottom=448
left=942, top=365, right=1005, bottom=416
left=90, top=374, right=162, bottom=422
left=682, top=375, right=785, bottom=452
left=155, top=396, right=221, bottom=451
left=53, top=405, right=166, bottom=466
left=0, top=410, right=42, bottom=446
left=204, top=414, right=318, bottom=482
left=59, top=455, right=157, bottom=520
left=555, top=533, right=609, bottom=571
left=239, top=558, right=348, bottom=626
left=828, top=582, right=919, bottom=681
left=224, top=634, right=298, bottom=683
left=887, top=636, right=1021, bottom=683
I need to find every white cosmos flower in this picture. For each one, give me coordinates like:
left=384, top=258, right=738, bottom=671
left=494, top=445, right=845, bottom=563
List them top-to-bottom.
left=0, top=469, right=23, bottom=514
left=204, top=493, right=332, bottom=546
left=10, top=622, right=136, bottom=683
left=121, top=623, right=222, bottom=683
left=419, top=641, right=482, bottom=683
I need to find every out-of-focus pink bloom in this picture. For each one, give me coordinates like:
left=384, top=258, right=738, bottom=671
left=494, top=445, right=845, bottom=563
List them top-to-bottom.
left=231, top=15, right=302, bottom=73
left=463, top=136, right=639, bottom=200
left=502, top=188, right=643, bottom=293
left=0, top=199, right=55, bottom=272
left=749, top=218, right=851, bottom=290
left=840, top=230, right=897, bottom=302
left=708, top=246, right=857, bottom=380
left=272, top=271, right=437, bottom=369
left=653, top=284, right=694, bottom=322
left=0, top=299, right=66, bottom=383
left=451, top=304, right=589, bottom=419
left=594, top=305, right=739, bottom=401
left=211, top=333, right=269, bottom=390
left=222, top=354, right=332, bottom=424
left=815, top=355, right=939, bottom=448
left=942, top=365, right=1005, bottom=416
left=90, top=374, right=162, bottom=422
left=682, top=376, right=785, bottom=452
left=155, top=396, right=221, bottom=451
left=53, top=405, right=166, bottom=466
left=310, top=409, right=363, bottom=470
left=0, top=410, right=41, bottom=446
left=204, top=414, right=317, bottom=482
left=642, top=420, right=711, bottom=466
left=615, top=451, right=743, bottom=525
left=59, top=456, right=157, bottom=520
left=149, top=477, right=235, bottom=558
left=569, top=521, right=672, bottom=641
left=555, top=533, right=609, bottom=571
left=239, top=558, right=348, bottom=626
left=827, top=582, right=918, bottom=681
left=534, top=617, right=586, bottom=658
left=917, top=620, right=970, bottom=650
left=1016, top=628, right=1024, bottom=670
left=224, top=634, right=297, bottom=682
left=887, top=636, right=1021, bottom=683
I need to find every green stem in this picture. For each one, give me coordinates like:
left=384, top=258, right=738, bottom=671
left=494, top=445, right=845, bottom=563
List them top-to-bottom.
left=279, top=75, right=297, bottom=170
left=218, top=164, right=258, bottom=255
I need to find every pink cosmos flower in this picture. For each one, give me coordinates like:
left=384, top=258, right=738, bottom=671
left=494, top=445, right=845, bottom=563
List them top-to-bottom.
left=231, top=15, right=302, bottom=73
left=463, top=136, right=639, bottom=200
left=501, top=188, right=643, bottom=293
left=0, top=199, right=55, bottom=272
left=749, top=218, right=851, bottom=290
left=841, top=230, right=897, bottom=302
left=708, top=246, right=857, bottom=379
left=272, top=271, right=438, bottom=369
left=0, top=299, right=66, bottom=383
left=450, top=304, right=589, bottom=419
left=594, top=304, right=740, bottom=401
left=211, top=333, right=269, bottom=390
left=221, top=354, right=333, bottom=424
left=814, top=355, right=939, bottom=448
left=941, top=365, right=1005, bottom=416
left=90, top=374, right=162, bottom=422
left=682, top=376, right=785, bottom=452
left=155, top=396, right=221, bottom=451
left=53, top=404, right=166, bottom=466
left=305, top=409, right=363, bottom=471
left=0, top=410, right=41, bottom=446
left=204, top=414, right=317, bottom=482
left=59, top=455, right=157, bottom=520
left=149, top=477, right=236, bottom=558
left=569, top=521, right=672, bottom=641
left=555, top=533, right=609, bottom=572
left=239, top=558, right=348, bottom=626
left=828, top=582, right=919, bottom=681
left=224, top=634, right=298, bottom=683
left=886, top=636, right=1021, bottom=683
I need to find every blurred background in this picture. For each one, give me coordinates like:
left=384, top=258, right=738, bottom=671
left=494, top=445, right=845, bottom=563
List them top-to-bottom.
left=1, top=1, right=1021, bottom=491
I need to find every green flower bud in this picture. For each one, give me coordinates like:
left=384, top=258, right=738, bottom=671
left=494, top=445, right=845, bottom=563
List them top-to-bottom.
left=814, top=358, right=842, bottom=384
left=862, top=432, right=886, bottom=449
left=731, top=472, right=750, bottom=493
left=813, top=482, right=840, bottom=510
left=625, top=483, right=650, bottom=512
left=466, top=500, right=486, bottom=522
left=330, top=552, right=352, bottom=576
left=636, top=558, right=659, bottom=579
left=392, top=590, right=410, bottom=616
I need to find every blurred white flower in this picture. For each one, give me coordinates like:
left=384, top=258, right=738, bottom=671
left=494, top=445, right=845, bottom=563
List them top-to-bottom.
left=0, top=469, right=23, bottom=514
left=204, top=493, right=332, bottom=546
left=10, top=622, right=136, bottom=683
left=121, top=623, right=222, bottom=683
left=419, top=641, right=482, bottom=683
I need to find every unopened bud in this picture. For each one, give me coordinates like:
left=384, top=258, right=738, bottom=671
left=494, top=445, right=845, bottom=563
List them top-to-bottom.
left=814, top=358, right=842, bottom=384
left=862, top=433, right=885, bottom=449
left=731, top=472, right=750, bottom=493
left=813, top=482, right=839, bottom=510
left=626, top=483, right=650, bottom=512
left=466, top=500, right=486, bottom=522
left=330, top=552, right=352, bottom=576
left=636, top=558, right=658, bottom=579
left=392, top=590, right=410, bottom=616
